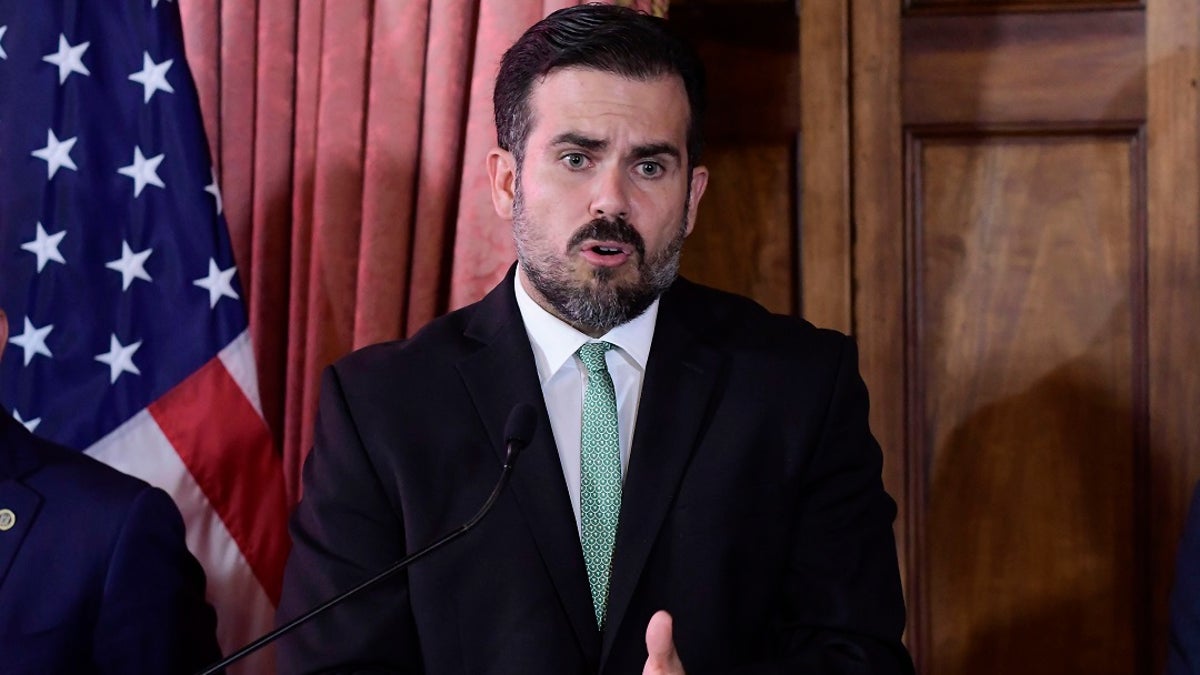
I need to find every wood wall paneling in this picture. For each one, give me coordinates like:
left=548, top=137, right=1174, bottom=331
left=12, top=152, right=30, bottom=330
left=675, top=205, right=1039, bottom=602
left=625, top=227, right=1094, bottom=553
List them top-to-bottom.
left=800, top=0, right=851, bottom=332
left=850, top=0, right=911, bottom=616
left=906, top=0, right=1144, bottom=13
left=1146, top=0, right=1200, bottom=672
left=671, top=1, right=800, bottom=314
left=671, top=2, right=799, bottom=144
left=678, top=3, right=1198, bottom=674
left=893, top=6, right=1159, bottom=671
left=903, top=11, right=1145, bottom=126
left=910, top=132, right=1144, bottom=675
left=680, top=144, right=796, bottom=314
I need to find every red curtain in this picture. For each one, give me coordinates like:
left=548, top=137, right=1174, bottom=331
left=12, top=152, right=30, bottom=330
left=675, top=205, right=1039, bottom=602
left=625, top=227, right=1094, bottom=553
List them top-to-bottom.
left=179, top=0, right=663, bottom=505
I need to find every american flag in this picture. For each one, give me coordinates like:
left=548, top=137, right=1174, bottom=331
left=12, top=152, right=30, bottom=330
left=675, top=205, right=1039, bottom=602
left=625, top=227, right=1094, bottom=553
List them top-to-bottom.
left=0, top=1, right=288, bottom=671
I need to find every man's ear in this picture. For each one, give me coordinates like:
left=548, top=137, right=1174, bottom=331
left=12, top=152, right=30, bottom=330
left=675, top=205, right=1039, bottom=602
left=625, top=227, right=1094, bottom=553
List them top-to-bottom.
left=487, top=148, right=518, bottom=220
left=683, top=165, right=709, bottom=237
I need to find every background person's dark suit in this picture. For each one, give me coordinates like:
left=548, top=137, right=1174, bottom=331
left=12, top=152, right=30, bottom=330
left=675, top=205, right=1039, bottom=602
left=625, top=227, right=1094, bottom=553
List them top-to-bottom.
left=278, top=268, right=912, bottom=674
left=0, top=410, right=220, bottom=674
left=1169, top=482, right=1200, bottom=674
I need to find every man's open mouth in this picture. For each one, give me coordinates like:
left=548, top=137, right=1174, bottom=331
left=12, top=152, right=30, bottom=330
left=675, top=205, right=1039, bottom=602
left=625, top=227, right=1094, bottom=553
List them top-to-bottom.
left=579, top=241, right=635, bottom=267
left=589, top=244, right=630, bottom=256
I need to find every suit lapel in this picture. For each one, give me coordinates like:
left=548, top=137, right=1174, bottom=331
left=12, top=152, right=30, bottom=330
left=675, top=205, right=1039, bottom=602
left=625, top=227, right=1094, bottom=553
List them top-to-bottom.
left=456, top=272, right=602, bottom=667
left=600, top=285, right=724, bottom=667
left=0, top=414, right=46, bottom=591
left=0, top=481, right=41, bottom=591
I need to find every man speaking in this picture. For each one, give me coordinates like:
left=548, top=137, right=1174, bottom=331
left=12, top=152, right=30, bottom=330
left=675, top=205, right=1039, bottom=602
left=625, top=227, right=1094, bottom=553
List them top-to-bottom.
left=278, top=5, right=913, bottom=673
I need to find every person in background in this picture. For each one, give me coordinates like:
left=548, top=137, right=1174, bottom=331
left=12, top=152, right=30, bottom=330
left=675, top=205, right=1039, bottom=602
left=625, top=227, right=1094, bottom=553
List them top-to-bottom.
left=278, top=5, right=912, bottom=673
left=0, top=307, right=221, bottom=673
left=1169, top=482, right=1200, bottom=674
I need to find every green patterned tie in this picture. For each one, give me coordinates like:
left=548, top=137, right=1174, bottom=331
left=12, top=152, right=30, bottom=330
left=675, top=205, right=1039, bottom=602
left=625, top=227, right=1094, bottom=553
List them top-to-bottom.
left=577, top=341, right=622, bottom=630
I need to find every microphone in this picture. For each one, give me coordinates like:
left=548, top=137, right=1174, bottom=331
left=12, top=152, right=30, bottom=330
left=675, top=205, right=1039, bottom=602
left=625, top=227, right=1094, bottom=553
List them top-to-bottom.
left=197, top=403, right=539, bottom=675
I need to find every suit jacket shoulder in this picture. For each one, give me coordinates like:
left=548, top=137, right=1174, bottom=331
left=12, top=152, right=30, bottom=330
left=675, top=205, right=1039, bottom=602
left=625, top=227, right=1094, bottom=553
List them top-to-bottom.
left=332, top=274, right=517, bottom=377
left=662, top=276, right=854, bottom=375
left=0, top=413, right=220, bottom=674
left=1169, top=482, right=1200, bottom=674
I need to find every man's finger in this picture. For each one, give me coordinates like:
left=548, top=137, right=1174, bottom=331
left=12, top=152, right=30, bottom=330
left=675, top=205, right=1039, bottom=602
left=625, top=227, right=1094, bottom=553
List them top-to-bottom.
left=644, top=610, right=684, bottom=674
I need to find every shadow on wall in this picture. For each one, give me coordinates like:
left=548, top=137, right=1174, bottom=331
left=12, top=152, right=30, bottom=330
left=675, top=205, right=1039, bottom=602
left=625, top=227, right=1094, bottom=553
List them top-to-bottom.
left=928, top=309, right=1144, bottom=675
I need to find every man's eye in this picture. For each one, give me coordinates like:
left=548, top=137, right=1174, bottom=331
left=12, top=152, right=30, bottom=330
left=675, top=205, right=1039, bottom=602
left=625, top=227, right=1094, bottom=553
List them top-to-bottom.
left=563, top=153, right=588, bottom=169
left=637, top=161, right=662, bottom=177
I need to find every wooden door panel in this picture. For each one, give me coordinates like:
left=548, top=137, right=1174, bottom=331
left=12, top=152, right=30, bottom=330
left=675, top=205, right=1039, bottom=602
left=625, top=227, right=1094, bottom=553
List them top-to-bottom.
left=909, top=0, right=1142, bottom=11
left=845, top=1, right=1200, bottom=672
left=892, top=6, right=1156, bottom=670
left=904, top=11, right=1145, bottom=126
left=912, top=134, right=1142, bottom=674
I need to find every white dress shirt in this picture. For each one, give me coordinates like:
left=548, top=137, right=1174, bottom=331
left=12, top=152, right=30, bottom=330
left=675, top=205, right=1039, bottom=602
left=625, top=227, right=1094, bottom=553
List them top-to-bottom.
left=513, top=269, right=659, bottom=533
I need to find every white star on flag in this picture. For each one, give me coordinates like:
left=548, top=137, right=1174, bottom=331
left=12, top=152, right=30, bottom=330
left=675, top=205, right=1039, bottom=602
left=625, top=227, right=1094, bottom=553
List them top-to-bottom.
left=152, top=0, right=175, bottom=7
left=0, top=26, right=8, bottom=60
left=42, top=33, right=90, bottom=84
left=128, top=51, right=175, bottom=103
left=31, top=129, right=79, bottom=179
left=117, top=146, right=166, bottom=197
left=204, top=168, right=223, bottom=215
left=20, top=222, right=67, bottom=272
left=105, top=241, right=154, bottom=291
left=193, top=259, right=239, bottom=308
left=8, top=317, right=54, bottom=366
left=95, top=334, right=143, bottom=384
left=13, top=410, right=41, bottom=434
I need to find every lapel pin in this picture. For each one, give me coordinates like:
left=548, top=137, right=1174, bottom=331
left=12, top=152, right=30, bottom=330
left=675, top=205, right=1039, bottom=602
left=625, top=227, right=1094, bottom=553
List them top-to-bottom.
left=0, top=508, right=14, bottom=532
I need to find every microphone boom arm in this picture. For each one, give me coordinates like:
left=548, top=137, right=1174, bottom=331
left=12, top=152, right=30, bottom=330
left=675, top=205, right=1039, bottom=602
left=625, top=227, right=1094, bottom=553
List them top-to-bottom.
left=197, top=425, right=529, bottom=675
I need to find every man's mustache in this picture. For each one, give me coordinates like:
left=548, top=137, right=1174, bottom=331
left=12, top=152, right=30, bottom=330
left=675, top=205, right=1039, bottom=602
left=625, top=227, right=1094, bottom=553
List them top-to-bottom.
left=567, top=217, right=646, bottom=258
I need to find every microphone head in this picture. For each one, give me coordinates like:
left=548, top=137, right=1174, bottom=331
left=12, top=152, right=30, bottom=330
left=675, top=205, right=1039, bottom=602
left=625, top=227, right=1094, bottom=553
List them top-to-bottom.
left=503, top=403, right=538, bottom=450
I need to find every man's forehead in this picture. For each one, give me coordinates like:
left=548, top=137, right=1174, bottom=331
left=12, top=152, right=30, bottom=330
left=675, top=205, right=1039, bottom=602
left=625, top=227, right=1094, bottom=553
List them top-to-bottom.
left=530, top=66, right=687, bottom=102
left=526, top=67, right=690, bottom=142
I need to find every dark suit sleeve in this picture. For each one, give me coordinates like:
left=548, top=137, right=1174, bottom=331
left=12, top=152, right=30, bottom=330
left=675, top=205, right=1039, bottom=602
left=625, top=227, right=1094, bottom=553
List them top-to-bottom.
left=758, top=337, right=913, bottom=674
left=276, top=365, right=422, bottom=674
left=1168, top=482, right=1200, bottom=675
left=91, top=485, right=221, bottom=674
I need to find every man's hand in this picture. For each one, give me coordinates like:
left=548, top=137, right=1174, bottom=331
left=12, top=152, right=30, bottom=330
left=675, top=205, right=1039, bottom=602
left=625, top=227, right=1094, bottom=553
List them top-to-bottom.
left=643, top=610, right=686, bottom=675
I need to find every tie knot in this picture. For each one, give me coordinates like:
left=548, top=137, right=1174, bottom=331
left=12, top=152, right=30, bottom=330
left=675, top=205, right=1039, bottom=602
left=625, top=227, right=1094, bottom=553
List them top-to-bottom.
left=577, top=341, right=615, bottom=374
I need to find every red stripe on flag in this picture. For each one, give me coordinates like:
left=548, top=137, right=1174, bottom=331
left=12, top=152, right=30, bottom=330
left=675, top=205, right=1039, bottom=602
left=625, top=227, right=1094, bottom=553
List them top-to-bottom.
left=149, top=357, right=290, bottom=604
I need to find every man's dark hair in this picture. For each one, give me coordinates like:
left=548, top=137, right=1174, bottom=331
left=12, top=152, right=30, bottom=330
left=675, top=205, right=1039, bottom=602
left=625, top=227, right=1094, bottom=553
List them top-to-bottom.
left=494, top=3, right=707, bottom=169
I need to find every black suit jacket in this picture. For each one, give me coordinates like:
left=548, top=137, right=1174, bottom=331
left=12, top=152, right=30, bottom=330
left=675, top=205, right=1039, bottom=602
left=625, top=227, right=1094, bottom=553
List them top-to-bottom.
left=278, top=270, right=912, bottom=674
left=0, top=411, right=220, bottom=674
left=1168, top=482, right=1200, bottom=675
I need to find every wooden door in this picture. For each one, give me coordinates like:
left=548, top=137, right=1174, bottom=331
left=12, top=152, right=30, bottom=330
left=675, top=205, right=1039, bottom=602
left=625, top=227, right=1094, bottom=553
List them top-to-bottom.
left=673, top=0, right=1200, bottom=673
left=847, top=2, right=1200, bottom=674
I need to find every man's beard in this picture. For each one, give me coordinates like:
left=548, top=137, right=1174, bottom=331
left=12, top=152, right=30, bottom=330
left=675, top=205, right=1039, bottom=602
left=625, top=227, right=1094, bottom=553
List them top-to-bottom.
left=512, top=188, right=688, bottom=336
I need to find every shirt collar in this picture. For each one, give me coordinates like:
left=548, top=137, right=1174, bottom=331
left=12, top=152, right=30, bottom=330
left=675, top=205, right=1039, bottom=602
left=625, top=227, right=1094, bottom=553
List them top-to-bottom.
left=514, top=266, right=659, bottom=383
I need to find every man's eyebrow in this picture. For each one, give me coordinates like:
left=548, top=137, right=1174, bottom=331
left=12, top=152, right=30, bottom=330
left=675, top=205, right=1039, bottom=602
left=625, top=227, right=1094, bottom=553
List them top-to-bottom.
left=550, top=132, right=607, bottom=151
left=548, top=135, right=681, bottom=162
left=630, top=143, right=680, bottom=161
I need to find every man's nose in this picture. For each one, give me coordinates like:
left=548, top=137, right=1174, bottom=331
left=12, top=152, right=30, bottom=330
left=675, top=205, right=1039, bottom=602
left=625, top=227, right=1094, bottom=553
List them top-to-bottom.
left=589, top=164, right=630, bottom=220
